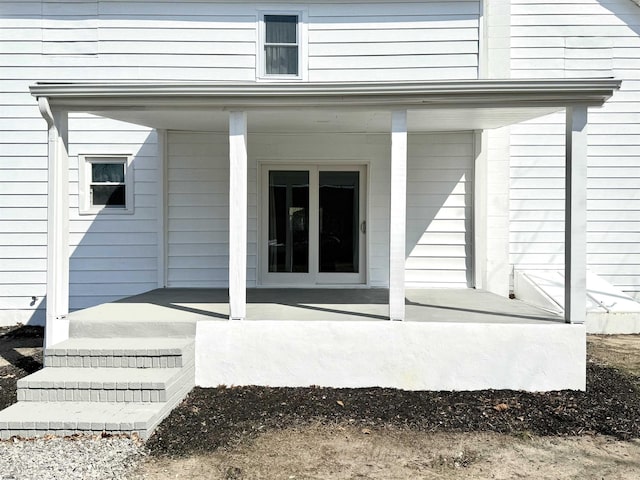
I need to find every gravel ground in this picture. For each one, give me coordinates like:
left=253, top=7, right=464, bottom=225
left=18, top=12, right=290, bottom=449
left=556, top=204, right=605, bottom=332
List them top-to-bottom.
left=1, top=325, right=640, bottom=477
left=0, top=435, right=145, bottom=480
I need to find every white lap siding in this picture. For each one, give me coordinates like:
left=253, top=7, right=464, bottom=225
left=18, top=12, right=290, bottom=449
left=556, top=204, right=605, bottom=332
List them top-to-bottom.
left=510, top=0, right=640, bottom=298
left=307, top=1, right=479, bottom=81
left=0, top=81, right=48, bottom=325
left=67, top=118, right=160, bottom=310
left=167, top=132, right=230, bottom=288
left=406, top=132, right=474, bottom=288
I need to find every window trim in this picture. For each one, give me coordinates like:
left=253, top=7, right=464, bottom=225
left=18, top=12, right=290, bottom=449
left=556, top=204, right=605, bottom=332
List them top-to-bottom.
left=257, top=9, right=308, bottom=81
left=78, top=154, right=134, bottom=215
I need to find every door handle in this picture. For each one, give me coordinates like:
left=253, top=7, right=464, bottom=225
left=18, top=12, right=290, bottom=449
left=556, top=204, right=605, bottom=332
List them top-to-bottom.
left=360, top=220, right=366, bottom=234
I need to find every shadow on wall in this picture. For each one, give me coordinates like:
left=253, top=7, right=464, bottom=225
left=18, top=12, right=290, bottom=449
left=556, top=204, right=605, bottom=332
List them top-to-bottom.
left=601, top=0, right=640, bottom=37
left=20, top=120, right=160, bottom=327
left=67, top=124, right=159, bottom=313
left=405, top=133, right=474, bottom=288
left=10, top=297, right=45, bottom=327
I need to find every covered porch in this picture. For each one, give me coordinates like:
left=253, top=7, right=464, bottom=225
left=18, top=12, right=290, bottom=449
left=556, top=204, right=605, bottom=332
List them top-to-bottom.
left=32, top=79, right=620, bottom=357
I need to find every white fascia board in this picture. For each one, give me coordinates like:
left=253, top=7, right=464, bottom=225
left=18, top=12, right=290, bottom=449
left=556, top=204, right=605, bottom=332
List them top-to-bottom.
left=31, top=79, right=620, bottom=111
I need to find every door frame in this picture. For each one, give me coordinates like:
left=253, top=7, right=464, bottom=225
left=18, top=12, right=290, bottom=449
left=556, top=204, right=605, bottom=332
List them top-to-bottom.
left=258, top=161, right=368, bottom=287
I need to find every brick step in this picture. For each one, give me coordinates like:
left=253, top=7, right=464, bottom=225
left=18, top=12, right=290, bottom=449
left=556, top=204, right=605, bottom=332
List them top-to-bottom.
left=44, top=338, right=194, bottom=368
left=16, top=365, right=193, bottom=403
left=0, top=401, right=171, bottom=440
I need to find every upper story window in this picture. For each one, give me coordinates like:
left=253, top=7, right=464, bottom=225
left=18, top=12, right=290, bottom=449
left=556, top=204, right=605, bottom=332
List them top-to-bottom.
left=259, top=11, right=306, bottom=80
left=264, top=15, right=298, bottom=75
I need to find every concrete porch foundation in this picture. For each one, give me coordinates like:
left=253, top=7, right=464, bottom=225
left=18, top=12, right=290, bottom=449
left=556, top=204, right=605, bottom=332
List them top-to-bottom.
left=98, top=288, right=583, bottom=392
left=197, top=320, right=585, bottom=391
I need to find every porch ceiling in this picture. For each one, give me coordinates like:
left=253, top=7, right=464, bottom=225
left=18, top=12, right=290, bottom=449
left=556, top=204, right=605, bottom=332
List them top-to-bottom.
left=31, top=79, right=620, bottom=133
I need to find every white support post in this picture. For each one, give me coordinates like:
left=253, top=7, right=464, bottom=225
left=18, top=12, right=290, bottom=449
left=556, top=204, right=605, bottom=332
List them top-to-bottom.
left=42, top=101, right=70, bottom=347
left=565, top=105, right=588, bottom=324
left=389, top=110, right=408, bottom=321
left=229, top=111, right=248, bottom=320
left=156, top=129, right=167, bottom=288
left=473, top=131, right=487, bottom=290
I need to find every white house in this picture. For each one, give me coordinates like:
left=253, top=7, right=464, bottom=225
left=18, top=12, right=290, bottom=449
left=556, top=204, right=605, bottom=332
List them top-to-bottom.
left=0, top=0, right=637, bottom=439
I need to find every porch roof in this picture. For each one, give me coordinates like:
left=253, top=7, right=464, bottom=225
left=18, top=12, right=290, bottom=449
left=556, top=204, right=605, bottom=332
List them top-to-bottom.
left=30, top=78, right=620, bottom=132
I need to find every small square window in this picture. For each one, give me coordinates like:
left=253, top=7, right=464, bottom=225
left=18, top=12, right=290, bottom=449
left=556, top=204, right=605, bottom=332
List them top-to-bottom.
left=260, top=13, right=304, bottom=78
left=79, top=155, right=133, bottom=214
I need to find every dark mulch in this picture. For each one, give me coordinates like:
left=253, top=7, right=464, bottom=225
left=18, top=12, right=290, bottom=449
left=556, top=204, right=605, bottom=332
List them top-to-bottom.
left=0, top=325, right=44, bottom=411
left=0, top=325, right=44, bottom=340
left=148, top=362, right=640, bottom=457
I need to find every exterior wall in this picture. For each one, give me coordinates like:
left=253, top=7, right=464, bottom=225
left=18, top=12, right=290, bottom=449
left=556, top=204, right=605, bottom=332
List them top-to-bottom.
left=0, top=0, right=481, bottom=325
left=509, top=0, right=640, bottom=298
left=306, top=1, right=479, bottom=81
left=67, top=119, right=160, bottom=310
left=167, top=131, right=474, bottom=288
left=166, top=132, right=230, bottom=288
left=407, top=133, right=474, bottom=288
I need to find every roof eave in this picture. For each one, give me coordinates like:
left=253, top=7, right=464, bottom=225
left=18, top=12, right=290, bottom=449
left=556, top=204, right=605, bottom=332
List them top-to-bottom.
left=30, top=79, right=621, bottom=111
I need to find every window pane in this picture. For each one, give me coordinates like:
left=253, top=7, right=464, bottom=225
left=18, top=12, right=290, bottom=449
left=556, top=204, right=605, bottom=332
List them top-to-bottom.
left=265, top=15, right=297, bottom=44
left=265, top=46, right=298, bottom=75
left=92, top=163, right=124, bottom=183
left=268, top=171, right=309, bottom=273
left=319, top=171, right=359, bottom=273
left=91, top=185, right=126, bottom=207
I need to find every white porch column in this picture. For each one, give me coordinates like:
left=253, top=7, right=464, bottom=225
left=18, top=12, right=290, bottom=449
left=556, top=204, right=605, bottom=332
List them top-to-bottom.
left=41, top=100, right=70, bottom=347
left=565, top=105, right=588, bottom=324
left=389, top=110, right=408, bottom=321
left=229, top=111, right=248, bottom=320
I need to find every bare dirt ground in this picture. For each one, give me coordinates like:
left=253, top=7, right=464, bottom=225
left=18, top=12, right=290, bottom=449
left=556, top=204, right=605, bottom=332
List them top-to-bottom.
left=588, top=334, right=640, bottom=377
left=136, top=426, right=640, bottom=480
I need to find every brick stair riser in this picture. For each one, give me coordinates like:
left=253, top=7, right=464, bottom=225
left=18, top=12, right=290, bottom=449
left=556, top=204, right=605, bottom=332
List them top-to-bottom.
left=44, top=355, right=183, bottom=368
left=17, top=388, right=168, bottom=403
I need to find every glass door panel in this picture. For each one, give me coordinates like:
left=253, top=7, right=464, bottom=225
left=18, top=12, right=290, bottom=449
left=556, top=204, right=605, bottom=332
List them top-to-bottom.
left=268, top=171, right=309, bottom=273
left=319, top=171, right=359, bottom=273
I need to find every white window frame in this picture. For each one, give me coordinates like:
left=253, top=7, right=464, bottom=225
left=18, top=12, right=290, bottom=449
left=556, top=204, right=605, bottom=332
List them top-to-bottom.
left=257, top=9, right=308, bottom=81
left=78, top=154, right=134, bottom=215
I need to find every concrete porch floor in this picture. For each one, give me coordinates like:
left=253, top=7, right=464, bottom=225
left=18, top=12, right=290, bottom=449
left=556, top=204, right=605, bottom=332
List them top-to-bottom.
left=70, top=288, right=565, bottom=325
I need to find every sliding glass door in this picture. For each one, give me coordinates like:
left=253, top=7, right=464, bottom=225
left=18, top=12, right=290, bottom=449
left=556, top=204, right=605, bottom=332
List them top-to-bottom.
left=261, top=165, right=366, bottom=285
